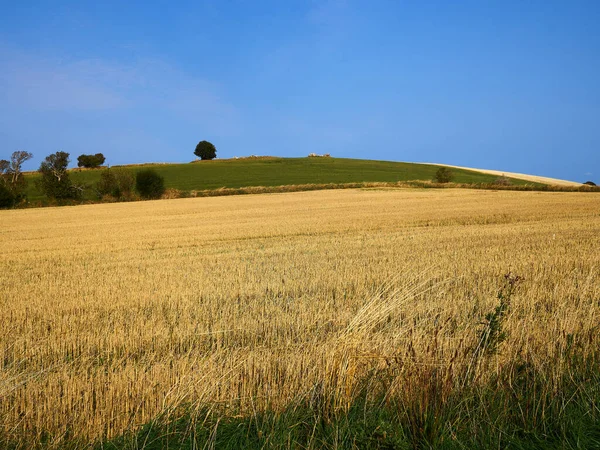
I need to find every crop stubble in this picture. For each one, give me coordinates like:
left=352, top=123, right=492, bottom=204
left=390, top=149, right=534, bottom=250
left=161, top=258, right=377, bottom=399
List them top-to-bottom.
left=0, top=188, right=599, bottom=443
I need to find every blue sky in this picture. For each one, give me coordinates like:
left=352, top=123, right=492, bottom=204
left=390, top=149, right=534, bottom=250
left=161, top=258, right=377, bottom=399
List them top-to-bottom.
left=1, top=1, right=598, bottom=182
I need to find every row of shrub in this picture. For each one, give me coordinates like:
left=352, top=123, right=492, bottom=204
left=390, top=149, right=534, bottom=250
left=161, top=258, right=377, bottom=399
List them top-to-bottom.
left=2, top=140, right=219, bottom=207
left=0, top=151, right=166, bottom=208
left=0, top=151, right=33, bottom=208
left=3, top=151, right=599, bottom=209
left=38, top=152, right=166, bottom=202
left=95, top=167, right=165, bottom=200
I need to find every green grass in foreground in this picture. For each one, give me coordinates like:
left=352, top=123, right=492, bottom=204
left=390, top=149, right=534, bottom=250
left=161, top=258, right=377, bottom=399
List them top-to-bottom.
left=22, top=157, right=533, bottom=202
left=3, top=279, right=597, bottom=450
left=97, top=281, right=599, bottom=450
left=5, top=357, right=597, bottom=450
left=102, top=385, right=600, bottom=450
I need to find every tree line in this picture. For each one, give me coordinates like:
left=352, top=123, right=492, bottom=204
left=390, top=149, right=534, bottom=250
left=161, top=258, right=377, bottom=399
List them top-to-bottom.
left=1, top=141, right=217, bottom=208
left=0, top=151, right=166, bottom=207
left=0, top=151, right=33, bottom=207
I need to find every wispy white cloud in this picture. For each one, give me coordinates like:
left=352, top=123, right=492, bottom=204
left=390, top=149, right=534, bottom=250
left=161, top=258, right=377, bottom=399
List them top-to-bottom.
left=0, top=45, right=242, bottom=165
left=0, top=46, right=239, bottom=132
left=0, top=50, right=128, bottom=110
left=130, top=59, right=239, bottom=132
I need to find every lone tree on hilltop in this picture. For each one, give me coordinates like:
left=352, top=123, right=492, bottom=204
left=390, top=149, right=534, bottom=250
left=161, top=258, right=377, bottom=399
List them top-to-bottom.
left=194, top=140, right=217, bottom=160
left=37, top=151, right=79, bottom=199
left=77, top=153, right=106, bottom=168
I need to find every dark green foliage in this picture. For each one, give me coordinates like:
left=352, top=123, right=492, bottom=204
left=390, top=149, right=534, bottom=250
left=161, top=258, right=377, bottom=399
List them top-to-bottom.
left=194, top=140, right=217, bottom=160
left=0, top=151, right=33, bottom=204
left=37, top=151, right=80, bottom=199
left=77, top=153, right=106, bottom=168
left=0, top=160, right=13, bottom=208
left=433, top=167, right=454, bottom=183
left=95, top=168, right=134, bottom=199
left=96, top=169, right=117, bottom=198
left=112, top=169, right=134, bottom=197
left=136, top=169, right=165, bottom=199
left=584, top=180, right=596, bottom=186
left=0, top=182, right=16, bottom=208
left=475, top=273, right=522, bottom=357
left=101, top=360, right=600, bottom=450
left=103, top=398, right=410, bottom=450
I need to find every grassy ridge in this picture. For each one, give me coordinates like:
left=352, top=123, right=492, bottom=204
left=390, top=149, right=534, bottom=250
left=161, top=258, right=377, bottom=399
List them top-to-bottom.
left=22, top=157, right=531, bottom=201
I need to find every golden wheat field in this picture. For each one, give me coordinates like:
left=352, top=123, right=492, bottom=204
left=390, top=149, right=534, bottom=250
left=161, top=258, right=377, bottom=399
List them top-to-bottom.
left=1, top=188, right=599, bottom=446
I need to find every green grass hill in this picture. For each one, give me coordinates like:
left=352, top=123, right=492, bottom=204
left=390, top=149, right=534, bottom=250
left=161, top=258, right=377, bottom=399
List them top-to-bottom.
left=22, top=157, right=532, bottom=202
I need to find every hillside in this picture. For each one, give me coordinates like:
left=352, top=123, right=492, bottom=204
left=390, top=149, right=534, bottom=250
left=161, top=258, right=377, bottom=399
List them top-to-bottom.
left=22, top=157, right=536, bottom=201
left=431, top=163, right=583, bottom=187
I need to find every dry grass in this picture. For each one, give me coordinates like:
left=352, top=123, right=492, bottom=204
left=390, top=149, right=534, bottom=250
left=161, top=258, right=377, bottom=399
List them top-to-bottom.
left=0, top=188, right=599, bottom=446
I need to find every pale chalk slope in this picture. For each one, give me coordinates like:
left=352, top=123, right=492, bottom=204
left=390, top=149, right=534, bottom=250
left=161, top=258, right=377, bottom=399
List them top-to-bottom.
left=429, top=164, right=583, bottom=187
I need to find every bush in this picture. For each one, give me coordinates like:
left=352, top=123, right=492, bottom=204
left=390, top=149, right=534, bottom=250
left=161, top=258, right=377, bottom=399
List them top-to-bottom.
left=194, top=141, right=217, bottom=160
left=1, top=151, right=33, bottom=202
left=37, top=151, right=80, bottom=199
left=77, top=153, right=106, bottom=168
left=433, top=167, right=454, bottom=183
left=96, top=168, right=135, bottom=199
left=114, top=169, right=135, bottom=196
left=135, top=169, right=165, bottom=199
left=95, top=170, right=115, bottom=197
left=494, top=176, right=512, bottom=186
left=583, top=181, right=596, bottom=186
left=0, top=183, right=16, bottom=208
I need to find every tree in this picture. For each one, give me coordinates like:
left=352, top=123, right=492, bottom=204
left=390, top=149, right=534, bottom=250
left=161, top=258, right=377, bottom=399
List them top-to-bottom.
left=194, top=141, right=217, bottom=160
left=0, top=151, right=33, bottom=205
left=1, top=151, right=33, bottom=190
left=9, top=151, right=33, bottom=186
left=37, top=151, right=79, bottom=199
left=77, top=153, right=106, bottom=168
left=0, top=159, right=9, bottom=185
left=0, top=160, right=12, bottom=207
left=95, top=167, right=135, bottom=199
left=433, top=167, right=454, bottom=184
left=135, top=169, right=165, bottom=199
left=583, top=181, right=596, bottom=186
left=0, top=183, right=16, bottom=208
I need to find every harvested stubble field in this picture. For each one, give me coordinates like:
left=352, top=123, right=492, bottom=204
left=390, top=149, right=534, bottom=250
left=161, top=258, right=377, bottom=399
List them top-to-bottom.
left=1, top=188, right=599, bottom=448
